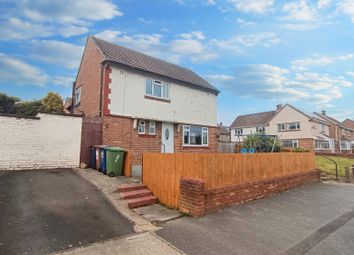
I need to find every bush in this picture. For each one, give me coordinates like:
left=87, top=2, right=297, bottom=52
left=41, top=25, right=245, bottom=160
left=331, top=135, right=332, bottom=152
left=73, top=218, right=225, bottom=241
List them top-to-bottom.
left=243, top=135, right=281, bottom=153
left=292, top=147, right=310, bottom=152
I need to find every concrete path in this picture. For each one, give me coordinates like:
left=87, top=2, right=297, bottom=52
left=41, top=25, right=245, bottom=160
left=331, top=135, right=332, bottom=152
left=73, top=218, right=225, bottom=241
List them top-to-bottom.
left=0, top=169, right=134, bottom=255
left=157, top=183, right=354, bottom=255
left=53, top=232, right=184, bottom=255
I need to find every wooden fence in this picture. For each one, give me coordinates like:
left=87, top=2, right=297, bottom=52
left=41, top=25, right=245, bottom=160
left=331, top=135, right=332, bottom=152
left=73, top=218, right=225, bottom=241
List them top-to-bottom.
left=143, top=152, right=316, bottom=208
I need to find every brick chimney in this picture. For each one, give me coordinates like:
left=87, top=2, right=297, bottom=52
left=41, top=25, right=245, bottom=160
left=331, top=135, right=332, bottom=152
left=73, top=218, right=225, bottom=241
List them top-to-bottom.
left=276, top=104, right=283, bottom=111
left=321, top=110, right=326, bottom=115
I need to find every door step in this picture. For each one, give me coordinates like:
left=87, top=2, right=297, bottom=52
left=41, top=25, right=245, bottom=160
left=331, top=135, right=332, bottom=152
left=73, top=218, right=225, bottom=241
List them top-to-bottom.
left=117, top=183, right=147, bottom=193
left=121, top=189, right=152, bottom=200
left=126, top=195, right=158, bottom=209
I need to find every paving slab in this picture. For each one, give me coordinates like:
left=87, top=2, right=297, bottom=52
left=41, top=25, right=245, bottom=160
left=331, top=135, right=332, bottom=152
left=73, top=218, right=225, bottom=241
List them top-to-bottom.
left=133, top=204, right=182, bottom=223
left=52, top=232, right=184, bottom=255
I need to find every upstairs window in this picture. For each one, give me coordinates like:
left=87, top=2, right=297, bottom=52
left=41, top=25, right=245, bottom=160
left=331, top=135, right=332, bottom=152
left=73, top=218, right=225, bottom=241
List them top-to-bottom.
left=145, top=79, right=169, bottom=99
left=74, top=87, right=82, bottom=107
left=278, top=122, right=300, bottom=131
left=256, top=126, right=265, bottom=133
left=235, top=128, right=243, bottom=135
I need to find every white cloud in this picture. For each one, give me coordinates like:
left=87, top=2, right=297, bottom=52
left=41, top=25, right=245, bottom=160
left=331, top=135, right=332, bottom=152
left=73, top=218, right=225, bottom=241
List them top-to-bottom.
left=18, top=0, right=122, bottom=24
left=205, top=0, right=216, bottom=6
left=228, top=0, right=275, bottom=14
left=282, top=0, right=317, bottom=22
left=317, top=0, right=331, bottom=9
left=337, top=0, right=354, bottom=23
left=0, top=18, right=53, bottom=40
left=236, top=18, right=256, bottom=26
left=280, top=23, right=318, bottom=31
left=58, top=25, right=89, bottom=38
left=94, top=30, right=218, bottom=64
left=211, top=32, right=280, bottom=54
left=29, top=40, right=84, bottom=69
left=0, top=53, right=47, bottom=86
left=291, top=54, right=353, bottom=71
left=205, top=63, right=351, bottom=105
left=346, top=71, right=354, bottom=78
left=52, top=76, right=74, bottom=87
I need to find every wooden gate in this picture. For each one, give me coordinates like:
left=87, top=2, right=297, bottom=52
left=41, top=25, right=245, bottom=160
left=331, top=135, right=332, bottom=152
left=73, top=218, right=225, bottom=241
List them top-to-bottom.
left=80, top=118, right=102, bottom=165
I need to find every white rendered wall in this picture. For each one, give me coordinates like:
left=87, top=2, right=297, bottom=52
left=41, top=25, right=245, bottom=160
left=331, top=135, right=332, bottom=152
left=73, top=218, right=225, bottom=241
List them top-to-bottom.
left=108, top=67, right=217, bottom=126
left=0, top=113, right=82, bottom=170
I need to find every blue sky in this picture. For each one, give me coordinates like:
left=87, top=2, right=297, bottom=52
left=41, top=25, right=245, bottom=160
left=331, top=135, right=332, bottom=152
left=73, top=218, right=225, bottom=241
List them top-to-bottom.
left=1, top=0, right=354, bottom=125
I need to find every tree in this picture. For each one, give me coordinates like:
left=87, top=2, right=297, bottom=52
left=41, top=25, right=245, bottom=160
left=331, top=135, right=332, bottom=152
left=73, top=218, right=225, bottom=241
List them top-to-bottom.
left=42, top=92, right=64, bottom=113
left=0, top=93, right=20, bottom=114
left=15, top=100, right=43, bottom=116
left=243, top=134, right=281, bottom=152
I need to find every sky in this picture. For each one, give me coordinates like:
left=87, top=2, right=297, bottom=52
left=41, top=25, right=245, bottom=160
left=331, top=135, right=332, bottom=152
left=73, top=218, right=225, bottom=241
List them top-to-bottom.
left=1, top=0, right=354, bottom=125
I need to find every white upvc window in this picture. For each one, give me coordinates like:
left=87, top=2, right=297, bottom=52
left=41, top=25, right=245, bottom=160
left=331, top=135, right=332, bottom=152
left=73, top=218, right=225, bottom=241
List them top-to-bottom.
left=145, top=79, right=170, bottom=99
left=74, top=87, right=82, bottom=107
left=138, top=120, right=146, bottom=134
left=148, top=121, right=156, bottom=135
left=278, top=122, right=300, bottom=131
left=183, top=125, right=208, bottom=146
left=256, top=126, right=265, bottom=133
left=235, top=128, right=243, bottom=135
left=282, top=139, right=299, bottom=148
left=315, top=140, right=330, bottom=150
left=340, top=141, right=351, bottom=150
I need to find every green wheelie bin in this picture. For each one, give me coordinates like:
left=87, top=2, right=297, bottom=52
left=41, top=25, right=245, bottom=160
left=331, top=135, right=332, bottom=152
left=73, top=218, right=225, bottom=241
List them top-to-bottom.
left=105, top=147, right=125, bottom=177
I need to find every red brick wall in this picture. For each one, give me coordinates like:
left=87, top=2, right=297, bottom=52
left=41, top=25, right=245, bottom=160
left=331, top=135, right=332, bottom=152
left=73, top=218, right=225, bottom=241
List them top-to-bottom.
left=73, top=37, right=105, bottom=118
left=102, top=115, right=219, bottom=165
left=298, top=138, right=314, bottom=151
left=180, top=170, right=320, bottom=217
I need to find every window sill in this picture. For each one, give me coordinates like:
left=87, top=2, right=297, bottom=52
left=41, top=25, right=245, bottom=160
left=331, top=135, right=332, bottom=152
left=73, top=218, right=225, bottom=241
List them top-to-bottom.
left=144, top=95, right=170, bottom=103
left=278, top=129, right=301, bottom=132
left=138, top=134, right=157, bottom=138
left=182, top=145, right=209, bottom=149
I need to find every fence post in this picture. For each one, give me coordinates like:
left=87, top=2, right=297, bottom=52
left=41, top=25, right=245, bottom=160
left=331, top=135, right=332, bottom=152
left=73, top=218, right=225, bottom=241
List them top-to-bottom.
left=352, top=165, right=354, bottom=183
left=345, top=167, right=350, bottom=183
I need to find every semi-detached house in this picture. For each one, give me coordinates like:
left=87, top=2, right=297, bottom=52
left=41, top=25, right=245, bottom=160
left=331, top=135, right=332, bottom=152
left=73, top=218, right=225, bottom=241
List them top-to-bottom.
left=72, top=36, right=219, bottom=174
left=230, top=104, right=335, bottom=152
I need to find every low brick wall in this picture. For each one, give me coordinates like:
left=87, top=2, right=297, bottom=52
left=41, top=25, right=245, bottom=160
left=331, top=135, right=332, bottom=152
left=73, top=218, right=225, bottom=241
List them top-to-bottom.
left=180, top=170, right=320, bottom=217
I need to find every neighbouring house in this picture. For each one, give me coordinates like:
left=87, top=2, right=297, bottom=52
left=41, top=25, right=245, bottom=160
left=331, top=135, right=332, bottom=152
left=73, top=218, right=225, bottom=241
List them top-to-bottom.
left=72, top=36, right=219, bottom=175
left=63, top=97, right=72, bottom=114
left=230, top=104, right=333, bottom=152
left=314, top=112, right=354, bottom=154
left=343, top=119, right=354, bottom=153
left=217, top=123, right=231, bottom=142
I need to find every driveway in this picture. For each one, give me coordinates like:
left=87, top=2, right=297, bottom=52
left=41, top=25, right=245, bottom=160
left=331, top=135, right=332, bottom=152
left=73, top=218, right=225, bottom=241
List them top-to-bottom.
left=0, top=169, right=134, bottom=255
left=157, top=183, right=354, bottom=255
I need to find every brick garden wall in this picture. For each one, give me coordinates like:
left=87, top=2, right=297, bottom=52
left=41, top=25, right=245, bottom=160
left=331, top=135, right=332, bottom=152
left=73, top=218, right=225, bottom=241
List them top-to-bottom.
left=0, top=113, right=82, bottom=170
left=180, top=170, right=320, bottom=217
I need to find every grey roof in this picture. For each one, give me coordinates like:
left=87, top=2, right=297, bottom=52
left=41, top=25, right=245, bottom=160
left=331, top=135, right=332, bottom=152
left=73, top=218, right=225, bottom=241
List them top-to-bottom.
left=91, top=36, right=219, bottom=95
left=230, top=111, right=276, bottom=128
left=314, top=112, right=353, bottom=130
left=218, top=125, right=230, bottom=135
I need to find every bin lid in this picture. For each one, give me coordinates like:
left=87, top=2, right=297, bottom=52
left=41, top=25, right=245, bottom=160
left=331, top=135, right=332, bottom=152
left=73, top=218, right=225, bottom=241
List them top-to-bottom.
left=92, top=145, right=110, bottom=149
left=106, top=146, right=126, bottom=152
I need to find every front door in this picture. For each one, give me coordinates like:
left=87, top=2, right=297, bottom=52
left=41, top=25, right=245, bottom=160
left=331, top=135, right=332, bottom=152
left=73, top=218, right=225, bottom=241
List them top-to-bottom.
left=161, top=123, right=174, bottom=153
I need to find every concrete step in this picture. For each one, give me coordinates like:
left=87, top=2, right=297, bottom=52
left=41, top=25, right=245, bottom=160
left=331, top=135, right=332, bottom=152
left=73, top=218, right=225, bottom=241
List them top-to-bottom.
left=117, top=183, right=147, bottom=193
left=121, top=189, right=152, bottom=200
left=126, top=195, right=158, bottom=209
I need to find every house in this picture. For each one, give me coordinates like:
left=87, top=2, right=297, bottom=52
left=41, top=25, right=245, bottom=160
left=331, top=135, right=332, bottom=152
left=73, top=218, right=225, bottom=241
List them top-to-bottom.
left=72, top=36, right=219, bottom=174
left=63, top=97, right=72, bottom=114
left=230, top=104, right=333, bottom=152
left=314, top=112, right=354, bottom=154
left=343, top=119, right=354, bottom=153
left=217, top=123, right=231, bottom=142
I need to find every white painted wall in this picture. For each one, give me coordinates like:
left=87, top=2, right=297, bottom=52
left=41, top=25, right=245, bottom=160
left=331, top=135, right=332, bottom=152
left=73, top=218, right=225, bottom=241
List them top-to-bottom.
left=108, top=67, right=217, bottom=126
left=0, top=113, right=82, bottom=170
left=230, top=126, right=268, bottom=142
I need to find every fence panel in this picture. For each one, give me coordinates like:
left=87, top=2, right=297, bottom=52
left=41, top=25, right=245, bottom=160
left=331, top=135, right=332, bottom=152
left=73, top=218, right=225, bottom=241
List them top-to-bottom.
left=143, top=152, right=316, bottom=208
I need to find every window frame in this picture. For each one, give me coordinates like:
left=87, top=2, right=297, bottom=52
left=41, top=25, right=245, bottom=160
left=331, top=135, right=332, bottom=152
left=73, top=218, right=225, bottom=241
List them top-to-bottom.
left=145, top=78, right=170, bottom=100
left=74, top=87, right=82, bottom=107
left=138, top=120, right=146, bottom=134
left=148, top=121, right=156, bottom=135
left=278, top=122, right=300, bottom=132
left=183, top=125, right=208, bottom=147
left=235, top=128, right=243, bottom=135
left=282, top=139, right=299, bottom=149
left=315, top=140, right=330, bottom=150
left=340, top=141, right=350, bottom=150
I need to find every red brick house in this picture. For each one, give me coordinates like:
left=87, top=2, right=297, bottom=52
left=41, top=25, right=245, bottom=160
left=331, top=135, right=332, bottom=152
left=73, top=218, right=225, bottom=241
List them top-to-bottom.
left=72, top=36, right=219, bottom=175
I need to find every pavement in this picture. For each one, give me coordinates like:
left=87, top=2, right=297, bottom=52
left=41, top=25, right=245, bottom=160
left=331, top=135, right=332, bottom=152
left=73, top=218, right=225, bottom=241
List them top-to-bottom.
left=0, top=169, right=135, bottom=255
left=157, top=182, right=354, bottom=255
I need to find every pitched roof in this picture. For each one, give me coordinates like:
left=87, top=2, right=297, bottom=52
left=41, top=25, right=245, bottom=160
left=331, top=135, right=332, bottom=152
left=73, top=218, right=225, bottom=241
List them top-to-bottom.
left=90, top=36, right=219, bottom=95
left=230, top=111, right=276, bottom=128
left=314, top=113, right=354, bottom=131
left=343, top=119, right=354, bottom=129
left=218, top=125, right=230, bottom=135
